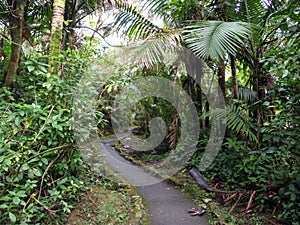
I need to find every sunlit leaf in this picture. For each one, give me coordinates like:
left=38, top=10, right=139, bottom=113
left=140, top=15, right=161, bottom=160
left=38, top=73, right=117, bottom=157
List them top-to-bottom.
left=183, top=21, right=252, bottom=60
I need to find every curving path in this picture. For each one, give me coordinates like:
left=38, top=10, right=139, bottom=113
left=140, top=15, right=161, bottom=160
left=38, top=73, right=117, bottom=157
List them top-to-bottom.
left=99, top=140, right=210, bottom=225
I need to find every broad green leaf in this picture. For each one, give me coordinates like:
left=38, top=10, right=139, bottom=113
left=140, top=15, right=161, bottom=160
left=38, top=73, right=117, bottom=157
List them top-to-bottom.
left=27, top=65, right=35, bottom=72
left=14, top=117, right=20, bottom=127
left=41, top=158, right=48, bottom=165
left=20, top=164, right=30, bottom=171
left=33, top=168, right=42, bottom=177
left=17, top=191, right=26, bottom=197
left=0, top=196, right=11, bottom=201
left=13, top=197, right=20, bottom=205
left=0, top=204, right=8, bottom=209
left=9, top=212, right=16, bottom=223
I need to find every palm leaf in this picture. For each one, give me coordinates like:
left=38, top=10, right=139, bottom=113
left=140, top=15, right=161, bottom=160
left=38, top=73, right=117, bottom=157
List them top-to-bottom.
left=142, top=0, right=175, bottom=26
left=226, top=0, right=266, bottom=24
left=114, top=2, right=161, bottom=41
left=183, top=21, right=252, bottom=60
left=122, top=30, right=183, bottom=68
left=203, top=104, right=258, bottom=143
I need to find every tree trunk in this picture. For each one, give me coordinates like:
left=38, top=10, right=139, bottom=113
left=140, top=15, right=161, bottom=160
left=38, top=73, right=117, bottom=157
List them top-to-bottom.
left=4, top=0, right=24, bottom=87
left=49, top=0, right=65, bottom=74
left=62, top=0, right=78, bottom=50
left=230, top=54, right=239, bottom=99
left=217, top=59, right=226, bottom=99
left=217, top=59, right=226, bottom=136
left=205, top=100, right=209, bottom=128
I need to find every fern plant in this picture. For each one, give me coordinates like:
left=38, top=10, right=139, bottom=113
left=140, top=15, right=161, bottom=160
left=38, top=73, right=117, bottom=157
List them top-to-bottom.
left=204, top=104, right=258, bottom=143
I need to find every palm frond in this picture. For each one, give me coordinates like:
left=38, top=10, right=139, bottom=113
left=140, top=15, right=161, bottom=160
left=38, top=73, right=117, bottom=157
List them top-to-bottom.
left=142, top=0, right=175, bottom=26
left=225, top=0, right=293, bottom=51
left=226, top=0, right=266, bottom=24
left=114, top=2, right=162, bottom=41
left=183, top=21, right=252, bottom=60
left=120, top=30, right=183, bottom=68
left=203, top=104, right=258, bottom=143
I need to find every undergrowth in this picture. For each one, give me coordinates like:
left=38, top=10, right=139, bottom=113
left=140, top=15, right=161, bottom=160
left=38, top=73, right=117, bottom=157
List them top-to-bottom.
left=0, top=49, right=147, bottom=224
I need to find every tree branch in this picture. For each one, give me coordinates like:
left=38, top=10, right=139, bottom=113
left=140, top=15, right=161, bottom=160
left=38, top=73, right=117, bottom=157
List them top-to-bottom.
left=75, top=25, right=124, bottom=47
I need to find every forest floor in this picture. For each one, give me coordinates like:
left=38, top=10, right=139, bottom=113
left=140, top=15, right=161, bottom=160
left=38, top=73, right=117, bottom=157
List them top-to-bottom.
left=67, top=134, right=283, bottom=225
left=67, top=138, right=209, bottom=225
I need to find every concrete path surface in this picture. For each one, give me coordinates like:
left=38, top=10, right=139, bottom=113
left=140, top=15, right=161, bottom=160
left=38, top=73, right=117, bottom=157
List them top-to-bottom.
left=99, top=141, right=210, bottom=225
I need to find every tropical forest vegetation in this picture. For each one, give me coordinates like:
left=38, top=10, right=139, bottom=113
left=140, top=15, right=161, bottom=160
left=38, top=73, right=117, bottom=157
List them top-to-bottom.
left=0, top=0, right=299, bottom=224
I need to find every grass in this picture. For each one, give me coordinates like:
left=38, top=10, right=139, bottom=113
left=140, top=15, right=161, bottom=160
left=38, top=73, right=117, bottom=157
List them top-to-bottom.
left=67, top=182, right=148, bottom=225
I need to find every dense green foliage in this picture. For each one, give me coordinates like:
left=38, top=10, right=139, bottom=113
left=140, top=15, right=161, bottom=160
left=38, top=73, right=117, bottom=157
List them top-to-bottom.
left=0, top=0, right=299, bottom=224
left=0, top=49, right=93, bottom=224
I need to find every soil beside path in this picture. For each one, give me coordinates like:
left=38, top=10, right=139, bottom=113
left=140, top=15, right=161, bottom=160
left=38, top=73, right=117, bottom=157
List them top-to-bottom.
left=99, top=140, right=210, bottom=225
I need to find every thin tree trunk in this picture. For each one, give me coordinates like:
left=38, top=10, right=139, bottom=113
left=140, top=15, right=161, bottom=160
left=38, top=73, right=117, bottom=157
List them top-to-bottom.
left=4, top=0, right=24, bottom=87
left=49, top=0, right=65, bottom=74
left=230, top=54, right=239, bottom=99
left=217, top=59, right=226, bottom=99
left=217, top=59, right=226, bottom=136
left=205, top=100, right=209, bottom=128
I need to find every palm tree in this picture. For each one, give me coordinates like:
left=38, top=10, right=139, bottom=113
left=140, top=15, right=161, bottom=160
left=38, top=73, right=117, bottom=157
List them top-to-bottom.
left=49, top=0, right=65, bottom=74
left=112, top=0, right=255, bottom=143
left=185, top=0, right=298, bottom=140
left=113, top=1, right=251, bottom=90
left=183, top=19, right=251, bottom=98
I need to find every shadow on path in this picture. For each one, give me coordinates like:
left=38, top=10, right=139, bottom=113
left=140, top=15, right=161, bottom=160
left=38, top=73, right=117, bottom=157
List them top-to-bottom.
left=99, top=141, right=210, bottom=225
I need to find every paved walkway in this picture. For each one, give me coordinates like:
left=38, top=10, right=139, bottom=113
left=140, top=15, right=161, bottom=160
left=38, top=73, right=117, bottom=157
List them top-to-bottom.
left=99, top=141, right=210, bottom=225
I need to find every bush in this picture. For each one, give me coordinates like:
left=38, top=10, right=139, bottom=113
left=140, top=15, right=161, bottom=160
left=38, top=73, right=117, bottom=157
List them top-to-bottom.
left=0, top=49, right=96, bottom=224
